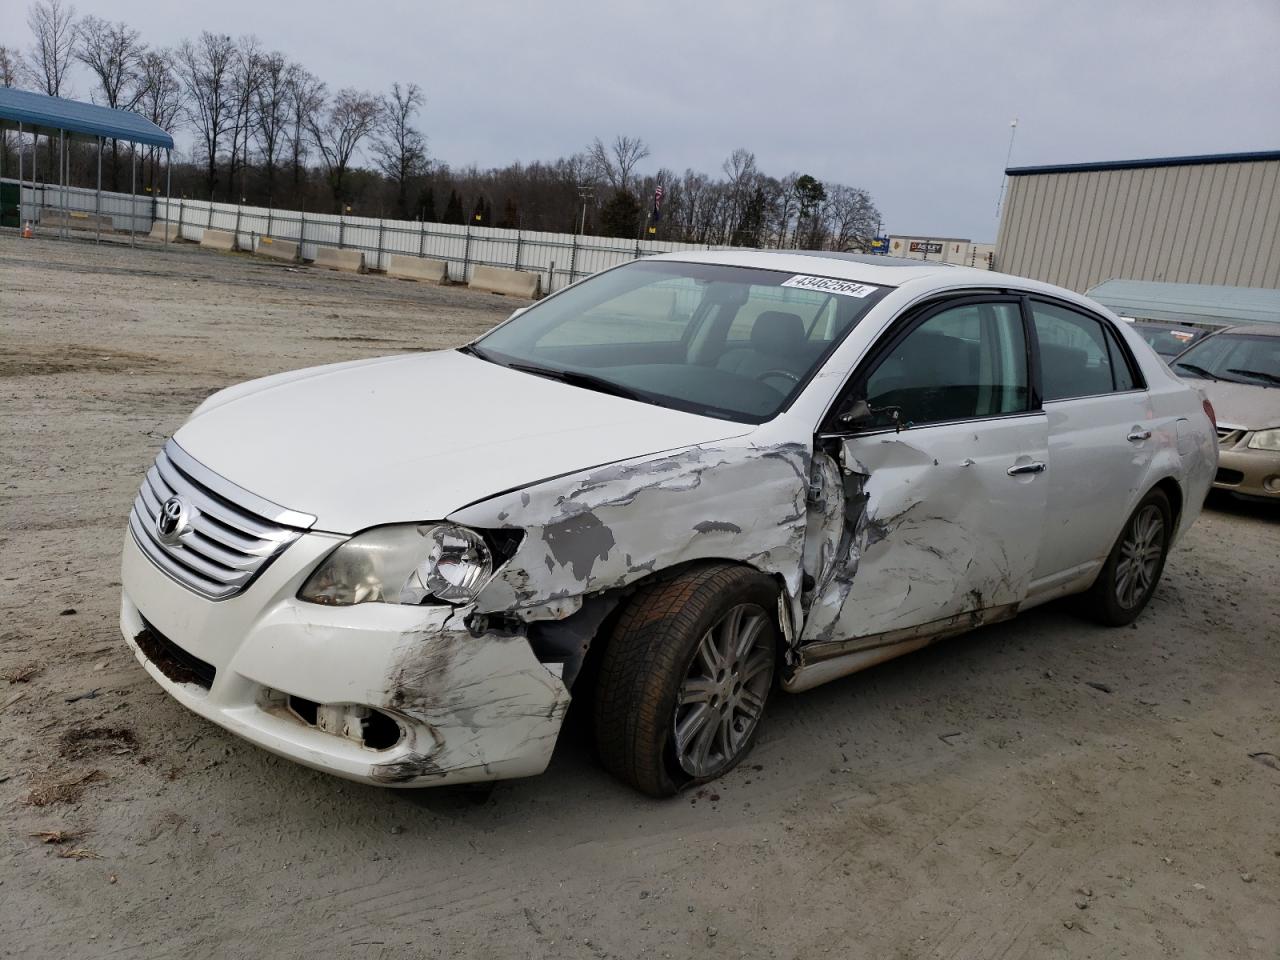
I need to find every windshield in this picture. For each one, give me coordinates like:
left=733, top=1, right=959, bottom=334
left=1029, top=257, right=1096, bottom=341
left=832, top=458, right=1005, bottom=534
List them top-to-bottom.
left=468, top=260, right=889, bottom=422
left=1132, top=323, right=1200, bottom=358
left=1172, top=332, right=1280, bottom=387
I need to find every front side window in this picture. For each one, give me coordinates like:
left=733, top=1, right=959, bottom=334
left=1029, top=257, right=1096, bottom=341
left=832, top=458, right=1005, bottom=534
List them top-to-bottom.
left=471, top=260, right=889, bottom=423
left=858, top=301, right=1029, bottom=429
left=1032, top=302, right=1137, bottom=400
left=1170, top=333, right=1280, bottom=387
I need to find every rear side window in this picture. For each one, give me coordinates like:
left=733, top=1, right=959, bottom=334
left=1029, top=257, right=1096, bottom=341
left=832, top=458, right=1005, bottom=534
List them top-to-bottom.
left=1031, top=301, right=1138, bottom=400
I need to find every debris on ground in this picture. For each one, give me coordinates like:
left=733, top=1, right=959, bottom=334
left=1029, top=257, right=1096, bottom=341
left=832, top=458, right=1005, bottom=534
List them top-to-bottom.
left=3, top=663, right=41, bottom=683
left=63, top=688, right=101, bottom=704
left=58, top=726, right=138, bottom=760
left=23, top=770, right=106, bottom=807
left=32, top=830, right=80, bottom=845
left=56, top=847, right=102, bottom=861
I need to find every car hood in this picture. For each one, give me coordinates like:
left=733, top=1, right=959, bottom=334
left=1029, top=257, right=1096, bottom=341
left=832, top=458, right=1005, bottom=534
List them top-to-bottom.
left=173, top=350, right=752, bottom=533
left=1185, top=378, right=1280, bottom=431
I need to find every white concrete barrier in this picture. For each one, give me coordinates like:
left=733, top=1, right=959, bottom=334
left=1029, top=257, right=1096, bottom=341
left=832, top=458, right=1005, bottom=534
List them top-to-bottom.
left=41, top=210, right=115, bottom=232
left=149, top=222, right=182, bottom=241
left=200, top=229, right=236, bottom=252
left=256, top=238, right=298, bottom=262
left=313, top=246, right=364, bottom=273
left=386, top=255, right=448, bottom=283
left=469, top=265, right=541, bottom=299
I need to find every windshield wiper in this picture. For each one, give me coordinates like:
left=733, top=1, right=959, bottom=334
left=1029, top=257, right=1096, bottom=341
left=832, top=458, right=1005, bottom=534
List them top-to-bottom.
left=456, top=342, right=489, bottom=361
left=504, top=361, right=644, bottom=401
left=1173, top=361, right=1220, bottom=381
left=1227, top=368, right=1280, bottom=386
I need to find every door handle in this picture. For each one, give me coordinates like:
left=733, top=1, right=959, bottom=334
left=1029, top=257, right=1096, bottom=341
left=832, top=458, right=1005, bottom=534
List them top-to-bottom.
left=1128, top=427, right=1153, bottom=442
left=1007, top=461, right=1047, bottom=476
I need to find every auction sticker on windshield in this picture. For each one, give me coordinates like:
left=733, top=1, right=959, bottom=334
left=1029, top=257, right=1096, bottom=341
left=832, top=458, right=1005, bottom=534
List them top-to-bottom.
left=780, top=275, right=877, bottom=297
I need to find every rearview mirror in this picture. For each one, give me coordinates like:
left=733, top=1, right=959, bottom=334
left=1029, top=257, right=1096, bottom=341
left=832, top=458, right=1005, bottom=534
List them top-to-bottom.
left=838, top=398, right=874, bottom=427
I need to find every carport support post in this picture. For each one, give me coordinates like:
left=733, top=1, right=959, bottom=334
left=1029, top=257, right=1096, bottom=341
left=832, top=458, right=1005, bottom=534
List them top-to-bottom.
left=16, top=122, right=22, bottom=228
left=58, top=129, right=65, bottom=240
left=95, top=136, right=102, bottom=245
left=129, top=145, right=137, bottom=248
left=164, top=149, right=172, bottom=248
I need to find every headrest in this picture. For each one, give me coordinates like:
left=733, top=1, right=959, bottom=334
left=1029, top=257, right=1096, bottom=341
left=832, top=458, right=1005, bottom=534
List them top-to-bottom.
left=751, top=311, right=805, bottom=355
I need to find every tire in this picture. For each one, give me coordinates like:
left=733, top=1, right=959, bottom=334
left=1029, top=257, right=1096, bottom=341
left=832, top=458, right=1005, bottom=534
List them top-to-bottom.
left=1083, top=488, right=1173, bottom=626
left=593, top=564, right=779, bottom=797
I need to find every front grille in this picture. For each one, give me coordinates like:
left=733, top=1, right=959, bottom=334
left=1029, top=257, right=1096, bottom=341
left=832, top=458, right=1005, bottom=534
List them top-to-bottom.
left=1217, top=425, right=1245, bottom=446
left=129, top=440, right=315, bottom=600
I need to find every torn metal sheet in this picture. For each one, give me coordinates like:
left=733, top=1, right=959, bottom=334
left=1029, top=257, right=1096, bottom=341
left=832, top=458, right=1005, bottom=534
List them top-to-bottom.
left=451, top=440, right=813, bottom=621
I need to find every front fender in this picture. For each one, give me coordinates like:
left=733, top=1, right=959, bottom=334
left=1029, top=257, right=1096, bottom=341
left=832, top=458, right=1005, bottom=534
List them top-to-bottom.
left=450, top=440, right=812, bottom=616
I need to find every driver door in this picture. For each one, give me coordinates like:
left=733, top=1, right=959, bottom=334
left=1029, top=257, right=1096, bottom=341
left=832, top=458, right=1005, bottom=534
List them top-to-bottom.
left=800, top=297, right=1049, bottom=654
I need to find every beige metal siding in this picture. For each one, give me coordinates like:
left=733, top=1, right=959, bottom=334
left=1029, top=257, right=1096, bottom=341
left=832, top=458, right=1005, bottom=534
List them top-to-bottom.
left=995, top=158, right=1280, bottom=292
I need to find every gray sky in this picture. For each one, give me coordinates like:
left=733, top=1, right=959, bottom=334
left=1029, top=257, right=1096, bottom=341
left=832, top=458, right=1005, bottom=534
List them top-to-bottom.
left=21, top=0, right=1280, bottom=239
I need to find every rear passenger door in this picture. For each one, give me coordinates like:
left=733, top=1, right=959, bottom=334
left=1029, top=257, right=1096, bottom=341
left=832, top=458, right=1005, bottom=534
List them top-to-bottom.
left=801, top=297, right=1049, bottom=650
left=1027, top=299, right=1153, bottom=586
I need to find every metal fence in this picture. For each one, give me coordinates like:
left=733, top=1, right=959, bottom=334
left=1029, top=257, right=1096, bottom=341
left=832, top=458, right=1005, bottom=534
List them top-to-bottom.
left=2, top=177, right=153, bottom=234
left=154, top=197, right=732, bottom=293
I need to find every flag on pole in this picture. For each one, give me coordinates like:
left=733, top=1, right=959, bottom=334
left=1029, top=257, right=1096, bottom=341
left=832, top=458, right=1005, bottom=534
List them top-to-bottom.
left=652, top=183, right=664, bottom=223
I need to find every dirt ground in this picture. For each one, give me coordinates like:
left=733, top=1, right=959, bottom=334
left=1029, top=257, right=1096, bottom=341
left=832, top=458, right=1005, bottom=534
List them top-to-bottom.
left=1, top=233, right=1277, bottom=960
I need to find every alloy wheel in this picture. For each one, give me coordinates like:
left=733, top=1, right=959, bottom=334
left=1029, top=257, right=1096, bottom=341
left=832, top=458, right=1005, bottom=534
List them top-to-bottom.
left=1114, top=504, right=1165, bottom=609
left=673, top=603, right=774, bottom=778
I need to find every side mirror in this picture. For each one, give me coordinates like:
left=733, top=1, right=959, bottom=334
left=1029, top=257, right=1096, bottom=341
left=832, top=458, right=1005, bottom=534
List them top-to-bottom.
left=836, top=397, right=902, bottom=433
left=838, top=398, right=873, bottom=427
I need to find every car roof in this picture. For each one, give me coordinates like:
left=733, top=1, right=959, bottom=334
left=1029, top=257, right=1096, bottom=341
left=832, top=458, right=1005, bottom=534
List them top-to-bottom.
left=645, top=248, right=1005, bottom=288
left=1218, top=323, right=1280, bottom=337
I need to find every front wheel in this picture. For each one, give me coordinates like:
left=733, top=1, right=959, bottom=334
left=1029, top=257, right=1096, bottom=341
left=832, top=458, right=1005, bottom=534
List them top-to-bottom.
left=1083, top=488, right=1172, bottom=626
left=593, top=564, right=778, bottom=797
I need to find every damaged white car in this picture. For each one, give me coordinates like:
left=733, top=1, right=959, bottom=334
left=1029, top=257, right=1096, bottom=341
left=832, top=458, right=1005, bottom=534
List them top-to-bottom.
left=120, top=252, right=1217, bottom=796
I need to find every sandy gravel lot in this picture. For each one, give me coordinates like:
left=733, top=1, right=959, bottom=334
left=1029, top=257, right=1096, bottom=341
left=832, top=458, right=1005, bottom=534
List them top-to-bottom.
left=1, top=233, right=1278, bottom=960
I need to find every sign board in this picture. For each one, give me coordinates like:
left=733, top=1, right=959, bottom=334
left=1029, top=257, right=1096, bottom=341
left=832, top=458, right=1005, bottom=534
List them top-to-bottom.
left=869, top=236, right=890, bottom=254
left=909, top=241, right=943, bottom=254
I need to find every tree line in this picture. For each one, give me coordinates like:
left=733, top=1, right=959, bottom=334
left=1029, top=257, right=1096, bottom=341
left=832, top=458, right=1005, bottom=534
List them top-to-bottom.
left=2, top=1, right=881, bottom=249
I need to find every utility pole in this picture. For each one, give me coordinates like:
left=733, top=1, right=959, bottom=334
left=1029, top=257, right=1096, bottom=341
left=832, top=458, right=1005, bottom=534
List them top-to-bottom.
left=994, top=118, right=1019, bottom=226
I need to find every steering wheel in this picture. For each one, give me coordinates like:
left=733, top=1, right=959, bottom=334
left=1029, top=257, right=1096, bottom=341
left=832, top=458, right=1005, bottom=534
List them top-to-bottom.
left=755, top=368, right=801, bottom=384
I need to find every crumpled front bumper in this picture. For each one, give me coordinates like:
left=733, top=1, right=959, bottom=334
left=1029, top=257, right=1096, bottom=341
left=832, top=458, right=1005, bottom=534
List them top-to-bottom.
left=1214, top=445, right=1280, bottom=499
left=119, top=529, right=571, bottom=787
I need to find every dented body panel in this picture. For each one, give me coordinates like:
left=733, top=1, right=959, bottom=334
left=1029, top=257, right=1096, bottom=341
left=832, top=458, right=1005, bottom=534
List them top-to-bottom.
left=118, top=250, right=1217, bottom=788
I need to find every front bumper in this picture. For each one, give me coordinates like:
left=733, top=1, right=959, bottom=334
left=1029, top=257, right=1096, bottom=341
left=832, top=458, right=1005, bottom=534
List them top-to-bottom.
left=1213, top=445, right=1280, bottom=499
left=119, top=529, right=571, bottom=787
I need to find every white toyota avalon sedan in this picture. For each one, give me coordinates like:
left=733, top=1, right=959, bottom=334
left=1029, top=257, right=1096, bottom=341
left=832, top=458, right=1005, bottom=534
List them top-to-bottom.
left=120, top=251, right=1217, bottom=796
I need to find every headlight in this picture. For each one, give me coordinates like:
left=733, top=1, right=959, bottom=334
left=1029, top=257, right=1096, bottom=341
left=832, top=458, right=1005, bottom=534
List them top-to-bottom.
left=1247, top=428, right=1280, bottom=452
left=299, top=523, right=495, bottom=607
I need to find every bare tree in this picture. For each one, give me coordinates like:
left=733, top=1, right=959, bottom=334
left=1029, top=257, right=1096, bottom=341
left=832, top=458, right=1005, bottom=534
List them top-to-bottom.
left=25, top=0, right=77, bottom=97
left=76, top=15, right=146, bottom=189
left=177, top=31, right=236, bottom=199
left=225, top=36, right=263, bottom=202
left=1, top=45, right=24, bottom=87
left=136, top=49, right=183, bottom=191
left=253, top=52, right=293, bottom=205
left=284, top=67, right=325, bottom=201
left=372, top=82, right=427, bottom=217
left=307, top=87, right=381, bottom=210
left=587, top=135, right=650, bottom=194
left=720, top=147, right=757, bottom=243
left=824, top=184, right=880, bottom=252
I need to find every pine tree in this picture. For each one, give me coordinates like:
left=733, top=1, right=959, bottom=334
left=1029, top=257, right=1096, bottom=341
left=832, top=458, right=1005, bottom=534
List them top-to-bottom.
left=417, top=185, right=436, bottom=222
left=442, top=189, right=465, bottom=225
left=600, top=189, right=641, bottom=238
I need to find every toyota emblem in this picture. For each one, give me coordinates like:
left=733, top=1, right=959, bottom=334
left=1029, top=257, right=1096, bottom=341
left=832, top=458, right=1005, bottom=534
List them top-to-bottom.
left=156, top=496, right=189, bottom=545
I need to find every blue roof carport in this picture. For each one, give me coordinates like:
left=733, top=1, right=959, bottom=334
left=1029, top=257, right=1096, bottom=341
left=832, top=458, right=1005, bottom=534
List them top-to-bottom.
left=0, top=86, right=175, bottom=246
left=1086, top=279, right=1280, bottom=329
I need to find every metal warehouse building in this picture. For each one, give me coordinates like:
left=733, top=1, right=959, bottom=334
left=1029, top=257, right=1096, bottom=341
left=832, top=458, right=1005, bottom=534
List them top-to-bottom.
left=995, top=150, right=1280, bottom=293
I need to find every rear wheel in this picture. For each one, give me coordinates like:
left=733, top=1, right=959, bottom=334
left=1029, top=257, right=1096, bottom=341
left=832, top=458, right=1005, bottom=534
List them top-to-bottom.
left=1084, top=488, right=1172, bottom=626
left=593, top=564, right=778, bottom=797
